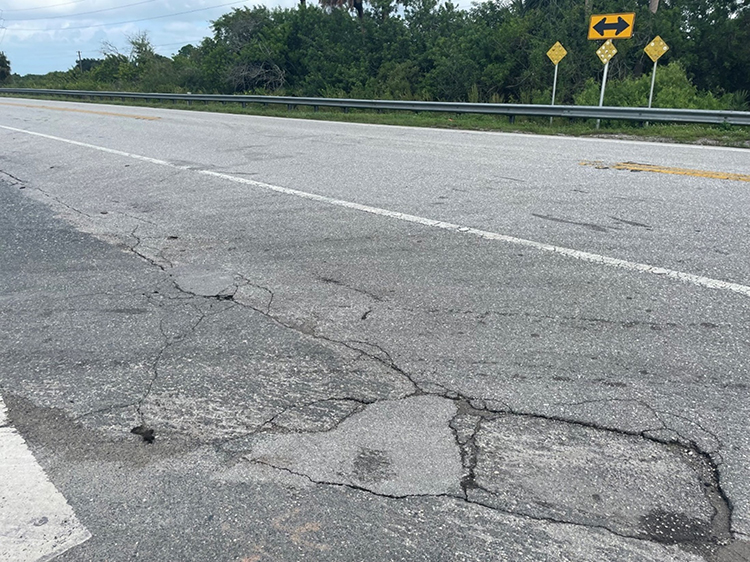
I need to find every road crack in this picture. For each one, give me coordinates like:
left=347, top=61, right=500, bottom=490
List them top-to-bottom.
left=0, top=169, right=25, bottom=185
left=129, top=226, right=170, bottom=271
left=109, top=237, right=741, bottom=557
left=318, top=275, right=384, bottom=302
left=133, top=290, right=235, bottom=431
left=244, top=456, right=713, bottom=552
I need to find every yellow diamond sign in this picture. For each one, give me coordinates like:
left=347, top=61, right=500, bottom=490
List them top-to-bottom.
left=644, top=36, right=669, bottom=63
left=596, top=39, right=617, bottom=65
left=546, top=42, right=568, bottom=66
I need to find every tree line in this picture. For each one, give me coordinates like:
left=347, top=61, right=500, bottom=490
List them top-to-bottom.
left=4, top=0, right=749, bottom=109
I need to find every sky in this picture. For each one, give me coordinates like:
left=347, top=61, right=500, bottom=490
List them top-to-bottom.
left=0, top=0, right=300, bottom=75
left=1, top=0, right=482, bottom=76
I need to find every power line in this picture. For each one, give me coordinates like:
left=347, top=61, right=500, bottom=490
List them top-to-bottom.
left=1, top=0, right=89, bottom=12
left=5, top=0, right=160, bottom=21
left=6, top=0, right=246, bottom=31
left=8, top=39, right=205, bottom=60
left=154, top=40, right=202, bottom=48
left=11, top=50, right=99, bottom=60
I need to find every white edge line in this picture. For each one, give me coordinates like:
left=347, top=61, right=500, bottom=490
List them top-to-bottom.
left=3, top=123, right=750, bottom=299
left=0, top=396, right=92, bottom=562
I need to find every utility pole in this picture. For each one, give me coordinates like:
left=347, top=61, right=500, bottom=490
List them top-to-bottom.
left=77, top=51, right=83, bottom=74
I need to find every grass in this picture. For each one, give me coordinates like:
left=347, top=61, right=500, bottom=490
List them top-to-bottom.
left=3, top=92, right=749, bottom=148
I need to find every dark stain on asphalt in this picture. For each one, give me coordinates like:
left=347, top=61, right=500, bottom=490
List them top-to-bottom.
left=531, top=213, right=609, bottom=233
left=611, top=216, right=653, bottom=230
left=594, top=379, right=627, bottom=388
left=3, top=393, right=196, bottom=465
left=131, top=425, right=156, bottom=444
left=352, top=448, right=395, bottom=484
left=640, top=509, right=712, bottom=545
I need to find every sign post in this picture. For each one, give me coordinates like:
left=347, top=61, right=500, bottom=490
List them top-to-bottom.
left=587, top=13, right=633, bottom=130
left=644, top=36, right=669, bottom=112
left=595, top=39, right=617, bottom=129
left=546, top=41, right=567, bottom=124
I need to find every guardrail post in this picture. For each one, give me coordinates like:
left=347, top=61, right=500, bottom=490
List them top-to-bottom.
left=242, top=102, right=247, bottom=108
left=313, top=106, right=319, bottom=112
left=509, top=115, right=515, bottom=124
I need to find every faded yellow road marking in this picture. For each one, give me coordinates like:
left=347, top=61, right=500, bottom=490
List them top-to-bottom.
left=0, top=101, right=160, bottom=121
left=581, top=160, right=750, bottom=182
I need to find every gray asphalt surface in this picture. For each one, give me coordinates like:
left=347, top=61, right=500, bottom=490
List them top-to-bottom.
left=1, top=97, right=749, bottom=561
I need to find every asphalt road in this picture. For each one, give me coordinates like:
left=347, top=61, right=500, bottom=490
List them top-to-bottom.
left=1, top=97, right=749, bottom=562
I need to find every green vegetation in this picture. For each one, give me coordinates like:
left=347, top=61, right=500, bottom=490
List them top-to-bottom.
left=3, top=0, right=749, bottom=144
left=7, top=1, right=750, bottom=104
left=0, top=52, right=10, bottom=84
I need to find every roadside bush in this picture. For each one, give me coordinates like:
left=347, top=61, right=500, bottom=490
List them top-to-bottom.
left=573, top=61, right=730, bottom=110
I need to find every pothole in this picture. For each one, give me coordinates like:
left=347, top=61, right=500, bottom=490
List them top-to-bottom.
left=230, top=391, right=738, bottom=557
left=468, top=413, right=732, bottom=557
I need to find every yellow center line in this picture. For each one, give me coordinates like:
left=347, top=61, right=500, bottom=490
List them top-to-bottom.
left=0, top=101, right=160, bottom=121
left=580, top=160, right=750, bottom=182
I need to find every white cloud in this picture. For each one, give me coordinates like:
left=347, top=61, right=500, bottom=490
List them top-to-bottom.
left=0, top=1, right=258, bottom=74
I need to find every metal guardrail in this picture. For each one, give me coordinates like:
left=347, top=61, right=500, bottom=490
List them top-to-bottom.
left=2, top=87, right=749, bottom=126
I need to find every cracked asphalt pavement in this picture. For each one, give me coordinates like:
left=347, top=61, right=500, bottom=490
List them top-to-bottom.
left=1, top=98, right=750, bottom=561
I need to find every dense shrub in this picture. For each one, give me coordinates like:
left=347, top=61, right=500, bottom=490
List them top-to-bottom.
left=8, top=1, right=750, bottom=108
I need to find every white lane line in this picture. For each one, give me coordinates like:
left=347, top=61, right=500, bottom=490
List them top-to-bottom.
left=3, top=124, right=750, bottom=299
left=0, top=396, right=91, bottom=561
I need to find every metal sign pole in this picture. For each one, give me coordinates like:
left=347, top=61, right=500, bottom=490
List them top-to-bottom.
left=546, top=42, right=567, bottom=125
left=646, top=59, right=658, bottom=127
left=648, top=59, right=658, bottom=109
left=597, top=60, right=609, bottom=129
left=550, top=63, right=559, bottom=125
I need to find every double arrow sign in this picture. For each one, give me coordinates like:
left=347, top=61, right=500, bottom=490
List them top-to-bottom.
left=588, top=12, right=636, bottom=40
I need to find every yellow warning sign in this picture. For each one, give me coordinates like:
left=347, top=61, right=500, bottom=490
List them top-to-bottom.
left=588, top=12, right=635, bottom=40
left=644, top=36, right=669, bottom=62
left=596, top=39, right=617, bottom=65
left=546, top=42, right=568, bottom=66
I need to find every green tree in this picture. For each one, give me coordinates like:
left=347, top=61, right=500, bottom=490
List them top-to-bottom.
left=7, top=0, right=750, bottom=105
left=673, top=0, right=750, bottom=93
left=0, top=52, right=11, bottom=84
left=76, top=58, right=101, bottom=73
